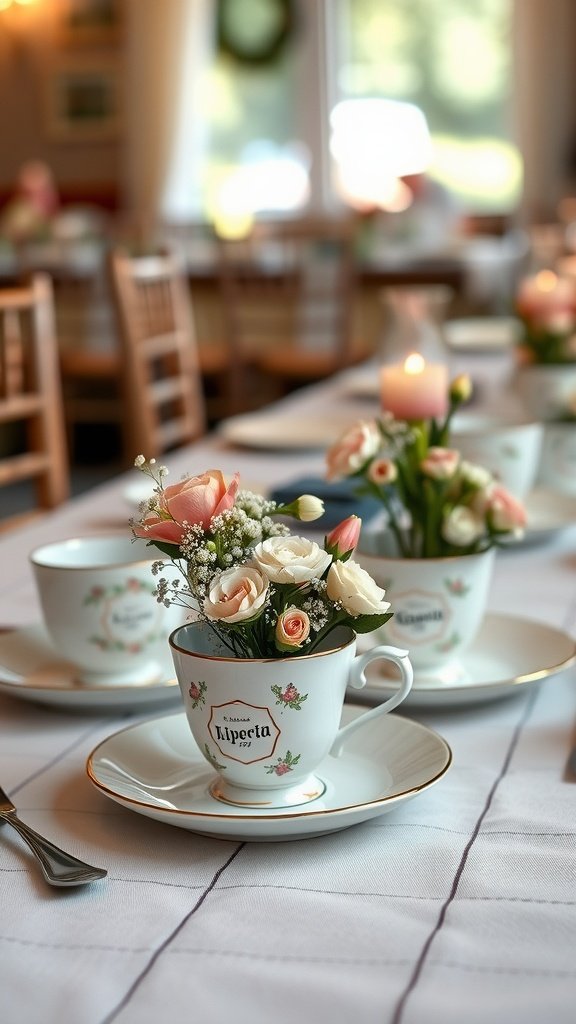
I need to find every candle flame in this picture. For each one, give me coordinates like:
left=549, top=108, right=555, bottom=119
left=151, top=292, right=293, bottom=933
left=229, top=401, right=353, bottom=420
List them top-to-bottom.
left=535, top=270, right=558, bottom=292
left=404, top=352, right=425, bottom=375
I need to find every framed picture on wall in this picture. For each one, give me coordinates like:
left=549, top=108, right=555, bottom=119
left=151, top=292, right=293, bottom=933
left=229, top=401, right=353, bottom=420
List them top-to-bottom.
left=56, top=0, right=122, bottom=47
left=45, top=58, right=121, bottom=141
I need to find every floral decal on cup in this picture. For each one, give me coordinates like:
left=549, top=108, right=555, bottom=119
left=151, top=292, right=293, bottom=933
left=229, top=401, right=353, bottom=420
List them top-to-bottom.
left=444, top=577, right=470, bottom=596
left=435, top=631, right=460, bottom=653
left=188, top=680, right=207, bottom=708
left=270, top=683, right=308, bottom=711
left=265, top=750, right=301, bottom=776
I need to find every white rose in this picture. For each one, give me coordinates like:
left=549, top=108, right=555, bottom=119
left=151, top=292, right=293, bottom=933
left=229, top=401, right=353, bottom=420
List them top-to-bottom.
left=460, top=460, right=494, bottom=490
left=442, top=505, right=485, bottom=547
left=251, top=536, right=332, bottom=584
left=326, top=560, right=391, bottom=616
left=204, top=566, right=268, bottom=623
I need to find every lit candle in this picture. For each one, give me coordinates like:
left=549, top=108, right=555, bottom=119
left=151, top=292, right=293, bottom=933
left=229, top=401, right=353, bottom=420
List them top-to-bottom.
left=380, top=352, right=449, bottom=420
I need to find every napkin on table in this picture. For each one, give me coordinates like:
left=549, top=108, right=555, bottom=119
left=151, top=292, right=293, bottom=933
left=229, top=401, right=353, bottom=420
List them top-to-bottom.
left=269, top=475, right=382, bottom=531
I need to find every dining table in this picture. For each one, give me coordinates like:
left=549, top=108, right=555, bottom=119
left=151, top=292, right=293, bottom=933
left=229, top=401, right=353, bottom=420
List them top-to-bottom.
left=1, top=336, right=576, bottom=1024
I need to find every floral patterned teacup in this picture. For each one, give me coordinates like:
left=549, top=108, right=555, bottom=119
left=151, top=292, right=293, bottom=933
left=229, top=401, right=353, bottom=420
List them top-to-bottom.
left=30, top=536, right=184, bottom=686
left=357, top=536, right=495, bottom=681
left=169, top=621, right=413, bottom=808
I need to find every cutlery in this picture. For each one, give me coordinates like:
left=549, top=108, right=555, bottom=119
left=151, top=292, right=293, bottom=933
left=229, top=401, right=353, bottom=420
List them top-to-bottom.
left=0, top=784, right=107, bottom=887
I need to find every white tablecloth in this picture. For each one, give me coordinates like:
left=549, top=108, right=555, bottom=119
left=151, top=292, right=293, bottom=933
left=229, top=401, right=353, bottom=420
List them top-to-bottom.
left=1, top=354, right=576, bottom=1024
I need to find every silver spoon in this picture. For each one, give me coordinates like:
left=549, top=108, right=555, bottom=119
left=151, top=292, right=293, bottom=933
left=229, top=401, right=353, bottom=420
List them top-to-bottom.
left=0, top=784, right=107, bottom=887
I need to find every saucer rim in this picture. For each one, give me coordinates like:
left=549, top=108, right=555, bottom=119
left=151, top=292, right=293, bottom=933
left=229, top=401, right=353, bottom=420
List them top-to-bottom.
left=519, top=487, right=576, bottom=543
left=357, top=612, right=576, bottom=704
left=0, top=623, right=179, bottom=708
left=86, top=708, right=452, bottom=829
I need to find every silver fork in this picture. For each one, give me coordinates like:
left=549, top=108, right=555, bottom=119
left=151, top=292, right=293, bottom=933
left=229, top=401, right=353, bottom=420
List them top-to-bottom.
left=0, top=783, right=107, bottom=887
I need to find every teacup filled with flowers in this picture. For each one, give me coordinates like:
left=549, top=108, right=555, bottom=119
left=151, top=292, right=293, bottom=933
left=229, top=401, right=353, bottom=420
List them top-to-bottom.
left=514, top=269, right=576, bottom=421
left=324, top=375, right=527, bottom=678
left=129, top=458, right=414, bottom=808
left=130, top=458, right=397, bottom=657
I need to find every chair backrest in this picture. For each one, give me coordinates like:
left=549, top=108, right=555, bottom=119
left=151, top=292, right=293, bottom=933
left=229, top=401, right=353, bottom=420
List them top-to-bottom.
left=215, top=216, right=358, bottom=399
left=108, top=248, right=206, bottom=461
left=0, top=273, right=69, bottom=530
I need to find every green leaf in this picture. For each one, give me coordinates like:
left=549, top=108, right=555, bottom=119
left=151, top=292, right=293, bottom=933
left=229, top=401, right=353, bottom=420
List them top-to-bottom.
left=145, top=540, right=182, bottom=560
left=350, top=612, right=393, bottom=633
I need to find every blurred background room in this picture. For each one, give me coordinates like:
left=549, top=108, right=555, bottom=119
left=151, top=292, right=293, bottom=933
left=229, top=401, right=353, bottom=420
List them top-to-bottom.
left=1, top=0, right=576, bottom=512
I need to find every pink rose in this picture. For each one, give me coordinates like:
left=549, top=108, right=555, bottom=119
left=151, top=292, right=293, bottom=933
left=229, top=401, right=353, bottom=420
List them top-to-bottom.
left=326, top=420, right=380, bottom=480
left=420, top=447, right=460, bottom=480
left=368, top=457, right=397, bottom=486
left=133, top=469, right=240, bottom=545
left=484, top=484, right=527, bottom=533
left=325, top=515, right=361, bottom=559
left=204, top=566, right=268, bottom=624
left=275, top=607, right=310, bottom=650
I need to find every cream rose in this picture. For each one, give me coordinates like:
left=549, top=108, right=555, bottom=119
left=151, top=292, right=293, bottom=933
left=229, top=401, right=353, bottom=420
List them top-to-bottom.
left=326, top=420, right=380, bottom=481
left=460, top=460, right=493, bottom=490
left=442, top=505, right=485, bottom=547
left=251, top=536, right=332, bottom=584
left=326, top=560, right=391, bottom=616
left=204, top=566, right=268, bottom=623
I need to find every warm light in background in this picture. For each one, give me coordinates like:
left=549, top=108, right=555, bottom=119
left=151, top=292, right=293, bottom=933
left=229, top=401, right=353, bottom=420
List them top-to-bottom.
left=0, top=0, right=40, bottom=10
left=329, top=99, right=433, bottom=212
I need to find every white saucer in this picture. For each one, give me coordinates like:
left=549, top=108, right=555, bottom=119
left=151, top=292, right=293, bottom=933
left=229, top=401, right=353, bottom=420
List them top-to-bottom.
left=218, top=413, right=352, bottom=451
left=516, top=488, right=576, bottom=546
left=356, top=613, right=575, bottom=709
left=0, top=625, right=181, bottom=712
left=86, top=707, right=452, bottom=841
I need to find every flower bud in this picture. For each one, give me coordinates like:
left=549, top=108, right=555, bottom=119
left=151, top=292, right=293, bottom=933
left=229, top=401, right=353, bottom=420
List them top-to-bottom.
left=450, top=373, right=472, bottom=405
left=273, top=494, right=325, bottom=522
left=295, top=494, right=325, bottom=522
left=325, top=515, right=361, bottom=559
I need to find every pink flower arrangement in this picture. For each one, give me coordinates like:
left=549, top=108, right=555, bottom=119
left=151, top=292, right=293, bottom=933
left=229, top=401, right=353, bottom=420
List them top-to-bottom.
left=325, top=376, right=526, bottom=559
left=130, top=458, right=393, bottom=659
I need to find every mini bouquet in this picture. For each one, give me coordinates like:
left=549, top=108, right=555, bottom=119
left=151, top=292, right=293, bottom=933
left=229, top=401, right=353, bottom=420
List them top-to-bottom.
left=515, top=270, right=576, bottom=365
left=325, top=375, right=527, bottom=559
left=130, top=458, right=393, bottom=659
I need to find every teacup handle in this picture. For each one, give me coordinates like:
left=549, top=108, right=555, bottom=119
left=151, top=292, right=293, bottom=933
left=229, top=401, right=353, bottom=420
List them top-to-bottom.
left=329, top=645, right=413, bottom=758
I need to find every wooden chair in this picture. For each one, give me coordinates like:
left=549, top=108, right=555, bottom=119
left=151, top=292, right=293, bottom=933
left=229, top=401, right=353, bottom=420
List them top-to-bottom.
left=216, top=216, right=368, bottom=403
left=108, top=248, right=207, bottom=461
left=56, top=270, right=125, bottom=463
left=0, top=273, right=69, bottom=531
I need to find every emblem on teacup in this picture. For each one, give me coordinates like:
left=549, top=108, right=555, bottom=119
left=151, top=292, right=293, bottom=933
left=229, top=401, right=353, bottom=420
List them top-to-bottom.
left=84, top=577, right=162, bottom=652
left=386, top=587, right=450, bottom=646
left=208, top=701, right=280, bottom=764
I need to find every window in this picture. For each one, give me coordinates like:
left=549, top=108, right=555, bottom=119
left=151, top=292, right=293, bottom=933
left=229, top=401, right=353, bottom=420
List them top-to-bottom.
left=200, top=0, right=520, bottom=223
left=333, top=0, right=521, bottom=213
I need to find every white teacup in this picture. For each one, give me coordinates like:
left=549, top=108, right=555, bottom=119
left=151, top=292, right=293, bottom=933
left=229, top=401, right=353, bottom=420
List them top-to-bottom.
left=515, top=364, right=576, bottom=422
left=450, top=413, right=543, bottom=498
left=536, top=422, right=576, bottom=494
left=30, top=535, right=183, bottom=686
left=169, top=622, right=413, bottom=808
